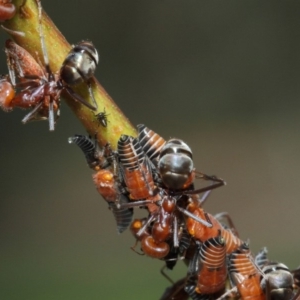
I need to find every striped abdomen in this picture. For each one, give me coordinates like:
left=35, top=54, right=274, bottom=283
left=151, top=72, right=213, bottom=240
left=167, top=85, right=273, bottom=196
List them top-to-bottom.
left=137, top=124, right=166, bottom=164
left=69, top=134, right=99, bottom=169
left=118, top=135, right=155, bottom=199
left=108, top=194, right=133, bottom=234
left=186, top=202, right=243, bottom=255
left=178, top=227, right=191, bottom=256
left=221, top=227, right=243, bottom=254
left=196, top=236, right=227, bottom=294
left=229, top=243, right=265, bottom=300
left=255, top=247, right=268, bottom=269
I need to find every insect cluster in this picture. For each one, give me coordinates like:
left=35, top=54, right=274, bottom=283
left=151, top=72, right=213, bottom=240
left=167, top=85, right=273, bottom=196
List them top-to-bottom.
left=0, top=0, right=103, bottom=131
left=1, top=1, right=300, bottom=300
left=69, top=125, right=300, bottom=300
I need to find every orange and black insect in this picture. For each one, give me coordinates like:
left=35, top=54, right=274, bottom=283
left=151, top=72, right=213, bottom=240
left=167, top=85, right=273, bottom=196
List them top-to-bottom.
left=0, top=0, right=98, bottom=130
left=0, top=0, right=15, bottom=22
left=0, top=75, right=15, bottom=110
left=137, top=124, right=166, bottom=166
left=137, top=124, right=225, bottom=194
left=137, top=125, right=224, bottom=192
left=123, top=130, right=223, bottom=259
left=69, top=134, right=133, bottom=233
left=117, top=134, right=159, bottom=203
left=68, top=135, right=120, bottom=201
left=128, top=192, right=172, bottom=258
left=129, top=192, right=212, bottom=260
left=140, top=193, right=178, bottom=259
left=186, top=198, right=243, bottom=255
left=130, top=214, right=182, bottom=260
left=130, top=218, right=151, bottom=246
left=162, top=226, right=192, bottom=272
left=185, top=235, right=227, bottom=298
left=226, top=243, right=265, bottom=300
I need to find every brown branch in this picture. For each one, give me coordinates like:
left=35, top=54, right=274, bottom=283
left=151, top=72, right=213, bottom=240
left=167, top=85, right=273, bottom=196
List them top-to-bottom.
left=4, top=0, right=137, bottom=149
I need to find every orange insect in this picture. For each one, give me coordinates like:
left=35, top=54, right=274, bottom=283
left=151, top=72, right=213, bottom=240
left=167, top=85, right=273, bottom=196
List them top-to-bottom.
left=0, top=0, right=15, bottom=22
left=0, top=75, right=15, bottom=110
left=137, top=124, right=166, bottom=166
left=137, top=125, right=226, bottom=196
left=124, top=128, right=224, bottom=260
left=117, top=134, right=159, bottom=204
left=69, top=135, right=133, bottom=233
left=130, top=192, right=211, bottom=261
left=140, top=194, right=176, bottom=259
left=186, top=198, right=243, bottom=254
left=185, top=235, right=227, bottom=298
left=227, top=243, right=265, bottom=300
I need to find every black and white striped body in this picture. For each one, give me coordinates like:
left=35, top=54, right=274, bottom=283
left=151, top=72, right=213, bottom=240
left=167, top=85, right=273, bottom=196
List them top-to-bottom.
left=137, top=124, right=166, bottom=165
left=117, top=135, right=155, bottom=200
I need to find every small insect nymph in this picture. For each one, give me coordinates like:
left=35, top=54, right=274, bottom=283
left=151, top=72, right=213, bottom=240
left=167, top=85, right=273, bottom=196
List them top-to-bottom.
left=96, top=108, right=109, bottom=127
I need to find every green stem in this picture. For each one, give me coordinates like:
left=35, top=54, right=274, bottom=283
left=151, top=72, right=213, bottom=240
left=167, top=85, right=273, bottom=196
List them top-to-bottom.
left=4, top=0, right=136, bottom=149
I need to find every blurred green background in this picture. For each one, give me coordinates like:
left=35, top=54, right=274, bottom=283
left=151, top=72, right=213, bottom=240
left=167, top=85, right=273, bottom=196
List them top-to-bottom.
left=1, top=0, right=300, bottom=299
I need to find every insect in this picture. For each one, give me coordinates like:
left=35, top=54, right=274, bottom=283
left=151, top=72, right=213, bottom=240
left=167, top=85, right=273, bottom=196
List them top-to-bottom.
left=0, top=0, right=98, bottom=130
left=0, top=0, right=16, bottom=22
left=60, top=40, right=98, bottom=108
left=0, top=75, right=15, bottom=110
left=96, top=108, right=109, bottom=127
left=137, top=124, right=166, bottom=166
left=137, top=124, right=226, bottom=194
left=129, top=125, right=297, bottom=300
left=121, top=128, right=224, bottom=260
left=68, top=134, right=103, bottom=169
left=69, top=134, right=133, bottom=233
left=117, top=134, right=159, bottom=203
left=158, top=138, right=225, bottom=194
left=158, top=138, right=196, bottom=190
left=93, top=168, right=133, bottom=233
left=130, top=192, right=214, bottom=262
left=140, top=193, right=178, bottom=259
left=156, top=194, right=240, bottom=297
left=106, top=198, right=134, bottom=234
left=186, top=198, right=243, bottom=255
left=130, top=218, right=151, bottom=250
left=162, top=226, right=192, bottom=272
left=185, top=235, right=227, bottom=299
left=226, top=243, right=265, bottom=300
left=255, top=247, right=269, bottom=269
left=260, top=262, right=295, bottom=300
left=292, top=266, right=300, bottom=289
left=160, top=277, right=190, bottom=300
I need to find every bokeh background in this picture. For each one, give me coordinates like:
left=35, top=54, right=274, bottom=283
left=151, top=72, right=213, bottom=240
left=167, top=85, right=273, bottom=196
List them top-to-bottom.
left=1, top=0, right=300, bottom=299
